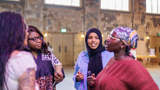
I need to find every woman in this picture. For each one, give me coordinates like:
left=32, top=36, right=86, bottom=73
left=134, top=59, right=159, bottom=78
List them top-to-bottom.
left=0, top=12, right=36, bottom=90
left=27, top=25, right=64, bottom=90
left=94, top=27, right=159, bottom=90
left=73, top=28, right=113, bottom=90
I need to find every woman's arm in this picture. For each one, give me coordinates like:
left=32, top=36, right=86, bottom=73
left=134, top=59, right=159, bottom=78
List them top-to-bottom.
left=49, top=53, right=65, bottom=82
left=49, top=53, right=61, bottom=65
left=73, top=55, right=84, bottom=89
left=18, top=68, right=36, bottom=90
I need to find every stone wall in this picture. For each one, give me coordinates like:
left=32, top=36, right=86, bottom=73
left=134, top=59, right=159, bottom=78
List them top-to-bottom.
left=1, top=0, right=160, bottom=60
left=0, top=1, right=23, bottom=14
left=43, top=6, right=83, bottom=32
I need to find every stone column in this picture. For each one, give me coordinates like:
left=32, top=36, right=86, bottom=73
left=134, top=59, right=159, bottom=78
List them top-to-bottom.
left=23, top=0, right=44, bottom=31
left=84, top=0, right=100, bottom=31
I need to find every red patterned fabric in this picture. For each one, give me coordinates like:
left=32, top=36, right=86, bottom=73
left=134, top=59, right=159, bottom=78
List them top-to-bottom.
left=95, top=58, right=159, bottom=90
left=37, top=75, right=55, bottom=90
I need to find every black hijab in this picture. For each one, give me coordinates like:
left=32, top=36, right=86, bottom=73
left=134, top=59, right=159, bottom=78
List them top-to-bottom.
left=85, top=28, right=105, bottom=77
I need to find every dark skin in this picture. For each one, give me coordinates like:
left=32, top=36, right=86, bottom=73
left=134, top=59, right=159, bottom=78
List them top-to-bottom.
left=28, top=31, right=63, bottom=83
left=105, top=33, right=128, bottom=60
left=87, top=34, right=129, bottom=87
left=75, top=72, right=84, bottom=81
left=87, top=74, right=96, bottom=87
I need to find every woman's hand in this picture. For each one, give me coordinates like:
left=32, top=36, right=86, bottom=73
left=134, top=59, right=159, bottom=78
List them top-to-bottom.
left=54, top=72, right=64, bottom=83
left=76, top=72, right=84, bottom=82
left=87, top=74, right=96, bottom=87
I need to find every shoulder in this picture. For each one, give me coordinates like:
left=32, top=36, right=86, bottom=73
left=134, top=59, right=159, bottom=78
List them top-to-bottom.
left=78, top=50, right=88, bottom=57
left=101, top=50, right=114, bottom=55
left=101, top=50, right=114, bottom=58
left=7, top=51, right=36, bottom=78
left=9, top=51, right=34, bottom=63
left=11, top=51, right=33, bottom=59
left=76, top=51, right=89, bottom=63
left=42, top=52, right=62, bottom=65
left=118, top=59, right=145, bottom=72
left=120, top=59, right=140, bottom=66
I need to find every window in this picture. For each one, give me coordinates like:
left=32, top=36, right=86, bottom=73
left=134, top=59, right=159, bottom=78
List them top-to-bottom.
left=0, top=0, right=20, bottom=1
left=45, top=0, right=80, bottom=7
left=101, top=0, right=129, bottom=11
left=146, top=0, right=160, bottom=14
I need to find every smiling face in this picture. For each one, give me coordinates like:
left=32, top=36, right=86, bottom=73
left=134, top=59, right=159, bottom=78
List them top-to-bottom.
left=28, top=31, right=43, bottom=50
left=87, top=32, right=100, bottom=50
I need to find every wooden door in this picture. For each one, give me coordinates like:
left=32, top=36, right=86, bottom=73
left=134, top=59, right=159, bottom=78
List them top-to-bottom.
left=49, top=33, right=74, bottom=66
left=50, top=34, right=63, bottom=63
left=62, top=34, right=74, bottom=66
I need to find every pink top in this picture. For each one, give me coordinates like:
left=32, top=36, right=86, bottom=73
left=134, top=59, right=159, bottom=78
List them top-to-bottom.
left=4, top=51, right=36, bottom=90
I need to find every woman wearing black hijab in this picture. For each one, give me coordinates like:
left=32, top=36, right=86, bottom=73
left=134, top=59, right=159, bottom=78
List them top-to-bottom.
left=73, top=28, right=113, bottom=90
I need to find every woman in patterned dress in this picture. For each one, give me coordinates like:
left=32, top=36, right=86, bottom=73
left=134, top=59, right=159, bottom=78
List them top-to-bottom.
left=27, top=25, right=64, bottom=90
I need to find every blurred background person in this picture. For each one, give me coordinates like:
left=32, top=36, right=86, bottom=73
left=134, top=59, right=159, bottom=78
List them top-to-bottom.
left=0, top=11, right=36, bottom=90
left=47, top=42, right=54, bottom=53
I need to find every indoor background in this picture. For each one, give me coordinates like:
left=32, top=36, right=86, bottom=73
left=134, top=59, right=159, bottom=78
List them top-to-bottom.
left=0, top=0, right=160, bottom=89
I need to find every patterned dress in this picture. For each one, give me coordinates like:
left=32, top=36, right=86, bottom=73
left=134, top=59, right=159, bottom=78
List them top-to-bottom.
left=35, top=52, right=61, bottom=90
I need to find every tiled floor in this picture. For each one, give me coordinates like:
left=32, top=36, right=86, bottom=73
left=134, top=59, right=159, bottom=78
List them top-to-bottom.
left=56, top=65, right=160, bottom=90
left=147, top=65, right=160, bottom=89
left=56, top=67, right=75, bottom=90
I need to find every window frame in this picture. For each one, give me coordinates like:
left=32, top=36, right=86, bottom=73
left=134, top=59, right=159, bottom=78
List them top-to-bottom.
left=0, top=0, right=21, bottom=4
left=44, top=0, right=81, bottom=8
left=100, top=0, right=130, bottom=12
left=146, top=0, right=160, bottom=15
